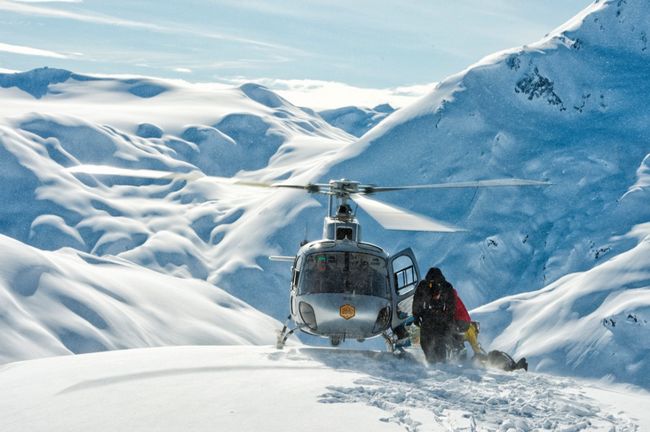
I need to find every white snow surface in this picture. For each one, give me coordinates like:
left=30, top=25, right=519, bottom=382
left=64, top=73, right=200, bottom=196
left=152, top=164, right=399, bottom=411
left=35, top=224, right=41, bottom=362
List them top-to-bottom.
left=0, top=0, right=649, bottom=419
left=319, top=103, right=395, bottom=137
left=472, top=222, right=650, bottom=388
left=0, top=234, right=279, bottom=363
left=2, top=345, right=650, bottom=432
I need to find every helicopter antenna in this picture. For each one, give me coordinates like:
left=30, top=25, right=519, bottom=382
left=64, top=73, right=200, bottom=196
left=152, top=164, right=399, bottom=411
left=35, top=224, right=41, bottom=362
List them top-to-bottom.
left=300, top=223, right=309, bottom=246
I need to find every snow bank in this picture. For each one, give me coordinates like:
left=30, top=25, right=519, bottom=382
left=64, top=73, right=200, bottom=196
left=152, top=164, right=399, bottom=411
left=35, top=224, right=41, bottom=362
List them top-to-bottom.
left=319, top=104, right=395, bottom=137
left=472, top=223, right=650, bottom=387
left=0, top=235, right=279, bottom=363
left=1, top=345, right=648, bottom=432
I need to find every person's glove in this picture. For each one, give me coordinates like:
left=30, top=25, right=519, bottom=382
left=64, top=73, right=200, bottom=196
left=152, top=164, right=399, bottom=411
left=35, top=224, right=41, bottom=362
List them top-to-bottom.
left=455, top=320, right=470, bottom=333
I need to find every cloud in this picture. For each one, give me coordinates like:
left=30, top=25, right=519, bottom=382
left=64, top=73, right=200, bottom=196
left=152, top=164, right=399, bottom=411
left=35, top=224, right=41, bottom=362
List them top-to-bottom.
left=0, top=0, right=304, bottom=54
left=10, top=0, right=82, bottom=3
left=0, top=1, right=166, bottom=30
left=0, top=41, right=68, bottom=58
left=173, top=67, right=192, bottom=74
left=220, top=77, right=436, bottom=110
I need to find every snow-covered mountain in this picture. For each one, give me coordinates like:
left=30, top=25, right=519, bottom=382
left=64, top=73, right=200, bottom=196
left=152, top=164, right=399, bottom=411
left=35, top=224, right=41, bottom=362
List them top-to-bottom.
left=0, top=0, right=649, bottom=395
left=319, top=0, right=650, bottom=384
left=325, top=0, right=650, bottom=306
left=0, top=67, right=352, bottom=361
left=0, top=67, right=354, bottom=290
left=319, top=103, right=395, bottom=137
left=472, top=222, right=650, bottom=387
left=0, top=235, right=278, bottom=364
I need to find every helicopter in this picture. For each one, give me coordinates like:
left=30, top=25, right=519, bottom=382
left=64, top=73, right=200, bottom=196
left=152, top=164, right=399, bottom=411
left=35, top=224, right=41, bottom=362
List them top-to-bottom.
left=67, top=165, right=548, bottom=351
left=263, top=177, right=549, bottom=350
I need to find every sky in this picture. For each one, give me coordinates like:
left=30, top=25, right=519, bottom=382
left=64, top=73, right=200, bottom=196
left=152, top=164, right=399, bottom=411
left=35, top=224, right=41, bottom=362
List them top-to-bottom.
left=0, top=0, right=594, bottom=108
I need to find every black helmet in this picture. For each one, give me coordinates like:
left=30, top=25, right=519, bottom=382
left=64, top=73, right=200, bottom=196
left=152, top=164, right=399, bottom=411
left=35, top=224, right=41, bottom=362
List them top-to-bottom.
left=425, top=267, right=445, bottom=282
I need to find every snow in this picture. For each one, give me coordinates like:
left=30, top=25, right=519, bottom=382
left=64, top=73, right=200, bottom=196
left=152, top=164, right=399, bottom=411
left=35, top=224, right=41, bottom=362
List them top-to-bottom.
left=0, top=0, right=650, bottom=428
left=323, top=0, right=650, bottom=311
left=0, top=68, right=353, bottom=140
left=226, top=78, right=435, bottom=110
left=319, top=104, right=396, bottom=137
left=471, top=222, right=650, bottom=387
left=0, top=235, right=280, bottom=363
left=1, top=345, right=649, bottom=432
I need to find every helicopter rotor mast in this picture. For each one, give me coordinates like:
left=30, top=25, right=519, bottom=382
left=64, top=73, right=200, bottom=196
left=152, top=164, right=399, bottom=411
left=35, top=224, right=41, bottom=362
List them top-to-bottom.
left=327, top=179, right=360, bottom=220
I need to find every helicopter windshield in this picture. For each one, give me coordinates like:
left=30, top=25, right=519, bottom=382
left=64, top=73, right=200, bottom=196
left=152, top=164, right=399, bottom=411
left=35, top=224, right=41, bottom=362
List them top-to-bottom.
left=299, top=252, right=389, bottom=299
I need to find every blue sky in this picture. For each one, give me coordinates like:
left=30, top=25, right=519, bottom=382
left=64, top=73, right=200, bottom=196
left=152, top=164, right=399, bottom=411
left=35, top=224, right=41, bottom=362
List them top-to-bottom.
left=0, top=0, right=593, bottom=105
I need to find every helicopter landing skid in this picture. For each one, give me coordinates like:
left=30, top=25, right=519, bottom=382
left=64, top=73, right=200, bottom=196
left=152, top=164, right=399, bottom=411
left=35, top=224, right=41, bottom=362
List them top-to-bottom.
left=276, top=317, right=302, bottom=349
left=382, top=329, right=411, bottom=355
left=382, top=331, right=399, bottom=353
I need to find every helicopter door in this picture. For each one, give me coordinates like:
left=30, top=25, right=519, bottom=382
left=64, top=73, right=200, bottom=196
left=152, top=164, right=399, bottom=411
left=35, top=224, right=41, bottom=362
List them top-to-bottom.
left=389, top=248, right=420, bottom=319
left=290, top=255, right=302, bottom=316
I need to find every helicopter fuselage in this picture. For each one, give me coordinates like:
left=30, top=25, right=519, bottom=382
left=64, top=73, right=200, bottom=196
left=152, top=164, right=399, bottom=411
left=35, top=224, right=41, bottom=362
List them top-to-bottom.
left=273, top=175, right=545, bottom=348
left=289, top=237, right=419, bottom=344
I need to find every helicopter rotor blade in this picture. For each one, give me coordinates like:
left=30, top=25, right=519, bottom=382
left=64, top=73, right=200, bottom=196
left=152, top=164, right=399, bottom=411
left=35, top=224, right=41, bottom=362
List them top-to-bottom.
left=65, top=164, right=335, bottom=192
left=66, top=164, right=284, bottom=188
left=66, top=164, right=206, bottom=181
left=67, top=166, right=548, bottom=203
left=361, top=178, right=551, bottom=194
left=270, top=183, right=329, bottom=194
left=351, top=193, right=463, bottom=232
left=269, top=255, right=296, bottom=262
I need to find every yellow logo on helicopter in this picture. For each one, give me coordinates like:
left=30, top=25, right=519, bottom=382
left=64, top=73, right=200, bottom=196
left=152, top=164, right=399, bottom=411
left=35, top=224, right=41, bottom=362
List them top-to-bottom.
left=339, top=304, right=356, bottom=320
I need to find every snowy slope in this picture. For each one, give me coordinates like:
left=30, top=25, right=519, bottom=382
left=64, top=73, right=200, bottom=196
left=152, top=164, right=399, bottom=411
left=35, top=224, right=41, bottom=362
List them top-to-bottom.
left=312, top=0, right=650, bottom=385
left=322, top=0, right=650, bottom=309
left=0, top=67, right=352, bottom=362
left=0, top=67, right=352, bottom=298
left=319, top=103, right=395, bottom=137
left=471, top=222, right=650, bottom=387
left=0, top=234, right=279, bottom=364
left=1, top=345, right=649, bottom=432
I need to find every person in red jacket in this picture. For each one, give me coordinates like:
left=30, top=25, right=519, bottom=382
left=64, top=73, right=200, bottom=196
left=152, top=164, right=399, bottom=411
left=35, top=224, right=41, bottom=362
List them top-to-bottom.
left=412, top=267, right=483, bottom=363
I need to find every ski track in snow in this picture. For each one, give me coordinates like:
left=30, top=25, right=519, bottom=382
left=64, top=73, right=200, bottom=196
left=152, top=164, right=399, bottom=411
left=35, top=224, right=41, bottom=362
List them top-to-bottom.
left=289, top=349, right=639, bottom=432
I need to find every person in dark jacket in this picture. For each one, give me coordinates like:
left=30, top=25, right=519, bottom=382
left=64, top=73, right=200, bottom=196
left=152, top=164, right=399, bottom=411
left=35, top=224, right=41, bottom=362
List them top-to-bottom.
left=412, top=267, right=483, bottom=363
left=412, top=267, right=528, bottom=371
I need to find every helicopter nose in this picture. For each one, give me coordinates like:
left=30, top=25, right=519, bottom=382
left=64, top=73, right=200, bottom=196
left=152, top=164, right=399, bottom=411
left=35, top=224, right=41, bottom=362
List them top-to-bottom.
left=297, top=294, right=391, bottom=338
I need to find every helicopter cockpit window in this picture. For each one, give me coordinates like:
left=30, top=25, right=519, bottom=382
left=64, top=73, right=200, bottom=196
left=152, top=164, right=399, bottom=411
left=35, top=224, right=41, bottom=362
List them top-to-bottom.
left=336, top=227, right=354, bottom=240
left=299, top=252, right=389, bottom=299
